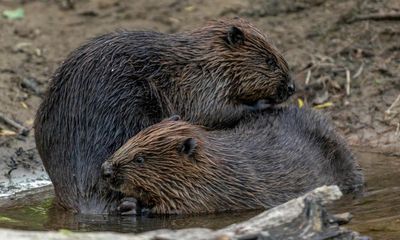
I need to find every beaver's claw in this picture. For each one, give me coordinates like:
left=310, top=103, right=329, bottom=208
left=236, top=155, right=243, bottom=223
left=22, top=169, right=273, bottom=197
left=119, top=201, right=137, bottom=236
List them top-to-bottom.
left=117, top=197, right=137, bottom=215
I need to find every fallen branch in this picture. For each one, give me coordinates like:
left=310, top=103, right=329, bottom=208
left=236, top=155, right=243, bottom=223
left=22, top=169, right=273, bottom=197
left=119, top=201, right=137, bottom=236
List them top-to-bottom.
left=349, top=12, right=400, bottom=23
left=0, top=112, right=29, bottom=136
left=0, top=186, right=368, bottom=240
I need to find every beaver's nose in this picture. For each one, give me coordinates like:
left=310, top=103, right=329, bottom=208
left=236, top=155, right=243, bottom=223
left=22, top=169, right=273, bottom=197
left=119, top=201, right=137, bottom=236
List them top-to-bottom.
left=286, top=75, right=296, bottom=96
left=287, top=83, right=295, bottom=96
left=101, top=162, right=113, bottom=180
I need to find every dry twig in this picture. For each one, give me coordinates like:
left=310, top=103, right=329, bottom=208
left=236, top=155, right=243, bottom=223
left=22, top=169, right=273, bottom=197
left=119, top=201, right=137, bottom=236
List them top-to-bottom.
left=351, top=12, right=400, bottom=23
left=353, top=63, right=364, bottom=79
left=305, top=69, right=311, bottom=85
left=345, top=69, right=351, bottom=96
left=385, top=94, right=400, bottom=115
left=0, top=112, right=29, bottom=136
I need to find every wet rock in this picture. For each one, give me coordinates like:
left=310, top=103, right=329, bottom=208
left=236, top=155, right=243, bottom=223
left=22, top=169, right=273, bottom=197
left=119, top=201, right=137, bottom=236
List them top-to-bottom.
left=20, top=78, right=44, bottom=96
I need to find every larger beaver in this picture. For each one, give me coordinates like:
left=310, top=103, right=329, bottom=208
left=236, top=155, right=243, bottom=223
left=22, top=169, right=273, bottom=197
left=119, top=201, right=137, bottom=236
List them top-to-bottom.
left=34, top=18, right=294, bottom=214
left=102, top=106, right=363, bottom=215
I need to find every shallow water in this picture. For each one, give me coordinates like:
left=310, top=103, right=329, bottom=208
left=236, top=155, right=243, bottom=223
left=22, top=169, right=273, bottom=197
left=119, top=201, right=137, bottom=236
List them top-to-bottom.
left=0, top=149, right=399, bottom=239
left=331, top=150, right=400, bottom=239
left=0, top=200, right=260, bottom=233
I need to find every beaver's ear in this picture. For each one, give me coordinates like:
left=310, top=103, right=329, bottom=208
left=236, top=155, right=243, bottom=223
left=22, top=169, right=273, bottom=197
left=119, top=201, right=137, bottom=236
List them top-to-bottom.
left=226, top=26, right=244, bottom=46
left=163, top=115, right=181, bottom=122
left=168, top=115, right=181, bottom=121
left=180, top=138, right=197, bottom=157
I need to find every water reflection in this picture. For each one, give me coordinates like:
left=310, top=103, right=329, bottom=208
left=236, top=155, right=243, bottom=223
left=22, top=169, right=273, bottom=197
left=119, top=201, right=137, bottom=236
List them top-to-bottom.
left=332, top=150, right=400, bottom=239
left=0, top=201, right=260, bottom=233
left=63, top=210, right=260, bottom=233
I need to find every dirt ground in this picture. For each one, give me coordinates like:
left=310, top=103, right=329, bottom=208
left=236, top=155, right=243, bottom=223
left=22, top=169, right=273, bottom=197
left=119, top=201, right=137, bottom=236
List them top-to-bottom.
left=0, top=0, right=399, bottom=192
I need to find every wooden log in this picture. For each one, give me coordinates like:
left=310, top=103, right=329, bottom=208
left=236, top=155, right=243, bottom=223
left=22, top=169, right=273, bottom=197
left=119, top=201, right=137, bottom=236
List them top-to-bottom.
left=0, top=185, right=369, bottom=240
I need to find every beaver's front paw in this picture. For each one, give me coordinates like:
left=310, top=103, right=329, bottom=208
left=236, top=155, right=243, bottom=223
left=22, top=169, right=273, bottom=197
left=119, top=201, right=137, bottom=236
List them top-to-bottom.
left=117, top=197, right=137, bottom=215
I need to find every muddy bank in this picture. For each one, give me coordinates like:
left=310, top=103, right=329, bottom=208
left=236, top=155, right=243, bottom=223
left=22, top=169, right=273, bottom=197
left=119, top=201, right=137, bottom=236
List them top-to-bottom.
left=0, top=135, right=50, bottom=198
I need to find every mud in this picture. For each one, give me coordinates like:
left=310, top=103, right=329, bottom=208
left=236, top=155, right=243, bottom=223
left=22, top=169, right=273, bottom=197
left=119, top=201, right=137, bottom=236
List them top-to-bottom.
left=0, top=139, right=50, bottom=198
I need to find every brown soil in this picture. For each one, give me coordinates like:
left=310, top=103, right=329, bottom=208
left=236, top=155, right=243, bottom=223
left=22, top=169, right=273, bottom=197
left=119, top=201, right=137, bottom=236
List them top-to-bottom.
left=0, top=0, right=399, bottom=182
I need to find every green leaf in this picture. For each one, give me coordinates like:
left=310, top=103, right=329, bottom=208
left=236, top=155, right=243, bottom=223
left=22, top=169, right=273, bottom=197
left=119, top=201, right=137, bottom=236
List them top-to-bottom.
left=3, top=8, right=25, bottom=20
left=313, top=102, right=333, bottom=110
left=0, top=216, right=20, bottom=223
left=58, top=229, right=73, bottom=235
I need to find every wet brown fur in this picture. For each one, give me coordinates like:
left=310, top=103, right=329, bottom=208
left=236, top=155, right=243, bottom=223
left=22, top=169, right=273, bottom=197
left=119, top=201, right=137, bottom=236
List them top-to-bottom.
left=161, top=18, right=292, bottom=125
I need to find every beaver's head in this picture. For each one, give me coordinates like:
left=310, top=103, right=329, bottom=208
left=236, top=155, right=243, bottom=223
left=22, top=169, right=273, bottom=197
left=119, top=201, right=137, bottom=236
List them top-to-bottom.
left=172, top=18, right=295, bottom=126
left=207, top=18, right=294, bottom=104
left=101, top=117, right=216, bottom=214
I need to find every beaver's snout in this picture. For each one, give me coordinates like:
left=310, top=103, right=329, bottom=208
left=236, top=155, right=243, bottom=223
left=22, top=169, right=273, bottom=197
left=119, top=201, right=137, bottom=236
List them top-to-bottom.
left=284, top=75, right=296, bottom=97
left=274, top=76, right=296, bottom=103
left=287, top=82, right=295, bottom=96
left=101, top=161, right=114, bottom=180
left=101, top=161, right=123, bottom=190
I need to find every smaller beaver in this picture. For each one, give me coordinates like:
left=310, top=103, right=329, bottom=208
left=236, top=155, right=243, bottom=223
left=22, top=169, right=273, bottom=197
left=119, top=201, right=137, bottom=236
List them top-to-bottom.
left=102, top=106, right=363, bottom=215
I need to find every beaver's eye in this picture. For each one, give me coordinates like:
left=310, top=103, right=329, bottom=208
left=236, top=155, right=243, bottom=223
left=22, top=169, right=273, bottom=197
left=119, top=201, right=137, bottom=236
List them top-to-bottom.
left=266, top=57, right=277, bottom=69
left=135, top=156, right=145, bottom=164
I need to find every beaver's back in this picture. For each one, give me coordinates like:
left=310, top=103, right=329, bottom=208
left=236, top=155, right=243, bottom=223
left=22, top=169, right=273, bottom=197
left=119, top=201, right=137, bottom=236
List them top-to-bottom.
left=35, top=31, right=174, bottom=212
left=212, top=106, right=363, bottom=204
